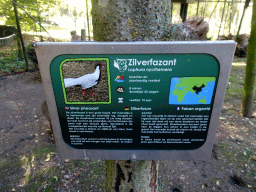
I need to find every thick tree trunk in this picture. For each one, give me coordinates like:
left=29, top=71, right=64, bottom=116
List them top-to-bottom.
left=91, top=0, right=172, bottom=41
left=241, top=0, right=256, bottom=117
left=91, top=1, right=172, bottom=191
left=105, top=160, right=158, bottom=192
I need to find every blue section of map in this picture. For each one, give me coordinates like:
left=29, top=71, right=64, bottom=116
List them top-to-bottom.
left=169, top=77, right=216, bottom=105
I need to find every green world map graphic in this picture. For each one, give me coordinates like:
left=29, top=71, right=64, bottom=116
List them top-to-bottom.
left=169, top=77, right=216, bottom=105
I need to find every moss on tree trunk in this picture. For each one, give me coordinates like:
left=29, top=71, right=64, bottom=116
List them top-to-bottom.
left=91, top=0, right=172, bottom=41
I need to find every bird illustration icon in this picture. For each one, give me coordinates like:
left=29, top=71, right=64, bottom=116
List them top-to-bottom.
left=64, top=63, right=103, bottom=97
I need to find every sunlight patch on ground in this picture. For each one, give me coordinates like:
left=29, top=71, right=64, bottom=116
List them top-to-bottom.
left=232, top=62, right=246, bottom=66
left=18, top=155, right=34, bottom=187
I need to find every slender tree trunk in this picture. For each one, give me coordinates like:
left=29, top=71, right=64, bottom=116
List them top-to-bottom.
left=86, top=0, right=91, bottom=41
left=91, top=0, right=172, bottom=191
left=208, top=0, right=220, bottom=23
left=217, top=0, right=227, bottom=38
left=229, top=0, right=234, bottom=34
left=236, top=0, right=250, bottom=40
left=241, top=0, right=256, bottom=117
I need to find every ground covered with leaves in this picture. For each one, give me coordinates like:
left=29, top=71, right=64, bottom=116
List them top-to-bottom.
left=0, top=51, right=255, bottom=191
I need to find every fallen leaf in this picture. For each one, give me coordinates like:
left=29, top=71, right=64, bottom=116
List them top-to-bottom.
left=230, top=135, right=235, bottom=140
left=45, top=153, right=50, bottom=162
left=251, top=156, right=256, bottom=161
left=65, top=159, right=70, bottom=163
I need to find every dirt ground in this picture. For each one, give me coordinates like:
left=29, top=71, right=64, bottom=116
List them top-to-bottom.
left=0, top=59, right=256, bottom=191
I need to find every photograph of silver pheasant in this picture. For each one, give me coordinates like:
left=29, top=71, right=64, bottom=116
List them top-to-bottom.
left=61, top=59, right=110, bottom=103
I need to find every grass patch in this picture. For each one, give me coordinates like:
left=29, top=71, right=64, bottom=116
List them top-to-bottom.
left=0, top=40, right=35, bottom=74
left=0, top=53, right=34, bottom=74
left=224, top=59, right=246, bottom=104
left=0, top=146, right=58, bottom=191
left=19, top=146, right=58, bottom=191
left=30, top=146, right=56, bottom=160
left=0, top=156, right=24, bottom=190
left=0, top=157, right=23, bottom=177
left=68, top=159, right=87, bottom=170
left=80, top=160, right=105, bottom=190
left=25, top=165, right=59, bottom=192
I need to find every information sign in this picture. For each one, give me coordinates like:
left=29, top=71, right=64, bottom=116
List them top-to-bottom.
left=36, top=41, right=236, bottom=160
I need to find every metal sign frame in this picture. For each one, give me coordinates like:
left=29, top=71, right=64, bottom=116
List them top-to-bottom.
left=36, top=41, right=236, bottom=160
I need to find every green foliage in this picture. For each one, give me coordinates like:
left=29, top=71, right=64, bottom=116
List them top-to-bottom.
left=0, top=0, right=59, bottom=31
left=0, top=25, right=16, bottom=37
left=0, top=44, right=35, bottom=73
left=0, top=51, right=25, bottom=73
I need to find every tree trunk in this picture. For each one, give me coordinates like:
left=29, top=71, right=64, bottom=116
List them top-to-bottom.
left=91, top=0, right=172, bottom=191
left=91, top=0, right=172, bottom=41
left=217, top=0, right=227, bottom=39
left=236, top=0, right=249, bottom=41
left=241, top=0, right=256, bottom=117
left=105, top=160, right=159, bottom=192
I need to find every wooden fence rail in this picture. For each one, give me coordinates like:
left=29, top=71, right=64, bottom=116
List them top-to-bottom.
left=0, top=34, right=16, bottom=47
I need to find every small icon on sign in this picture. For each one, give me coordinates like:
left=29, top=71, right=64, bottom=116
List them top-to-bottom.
left=115, top=75, right=125, bottom=82
left=116, top=86, right=125, bottom=93
left=118, top=97, right=123, bottom=103
left=65, top=107, right=69, bottom=110
left=125, top=107, right=129, bottom=110
left=176, top=107, right=181, bottom=110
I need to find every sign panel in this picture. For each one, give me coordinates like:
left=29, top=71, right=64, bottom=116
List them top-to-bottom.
left=36, top=41, right=236, bottom=160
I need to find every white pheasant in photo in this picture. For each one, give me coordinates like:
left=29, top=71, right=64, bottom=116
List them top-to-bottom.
left=64, top=64, right=103, bottom=96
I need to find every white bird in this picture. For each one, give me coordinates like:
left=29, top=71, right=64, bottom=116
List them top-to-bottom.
left=64, top=64, right=103, bottom=96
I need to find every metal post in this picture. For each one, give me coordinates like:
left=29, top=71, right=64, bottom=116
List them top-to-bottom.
left=12, top=0, right=29, bottom=71
left=81, top=29, right=86, bottom=41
